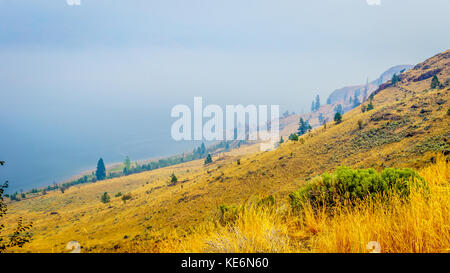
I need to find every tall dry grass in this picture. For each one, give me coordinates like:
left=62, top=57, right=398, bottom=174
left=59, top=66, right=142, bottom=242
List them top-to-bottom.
left=134, top=154, right=449, bottom=253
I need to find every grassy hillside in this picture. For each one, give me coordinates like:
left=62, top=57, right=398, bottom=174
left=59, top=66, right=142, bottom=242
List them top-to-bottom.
left=3, top=50, right=449, bottom=253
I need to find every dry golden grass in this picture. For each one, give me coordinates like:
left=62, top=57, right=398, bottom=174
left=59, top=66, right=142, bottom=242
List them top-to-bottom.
left=143, top=155, right=449, bottom=253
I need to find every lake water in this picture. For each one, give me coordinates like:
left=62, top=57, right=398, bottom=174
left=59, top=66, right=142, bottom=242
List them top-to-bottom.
left=0, top=96, right=200, bottom=193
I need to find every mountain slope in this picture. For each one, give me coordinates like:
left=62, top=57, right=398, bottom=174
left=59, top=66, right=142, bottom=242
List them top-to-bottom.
left=5, top=50, right=449, bottom=252
left=297, top=64, right=414, bottom=129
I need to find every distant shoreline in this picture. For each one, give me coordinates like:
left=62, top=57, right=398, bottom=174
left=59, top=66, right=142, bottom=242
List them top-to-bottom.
left=58, top=152, right=189, bottom=186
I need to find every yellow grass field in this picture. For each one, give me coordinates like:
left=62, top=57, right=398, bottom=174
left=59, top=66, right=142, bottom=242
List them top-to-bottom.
left=119, top=154, right=449, bottom=253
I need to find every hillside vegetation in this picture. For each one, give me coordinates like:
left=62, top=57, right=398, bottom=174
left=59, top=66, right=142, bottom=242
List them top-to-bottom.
left=3, top=50, right=450, bottom=253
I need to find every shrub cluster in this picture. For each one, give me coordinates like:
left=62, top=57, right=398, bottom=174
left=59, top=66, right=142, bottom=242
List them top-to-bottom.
left=289, top=166, right=427, bottom=211
left=256, top=195, right=276, bottom=208
left=218, top=205, right=240, bottom=225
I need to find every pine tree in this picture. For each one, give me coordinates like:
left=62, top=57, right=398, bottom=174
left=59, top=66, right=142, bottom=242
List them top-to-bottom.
left=392, top=73, right=400, bottom=85
left=431, top=75, right=441, bottom=89
left=315, top=95, right=320, bottom=110
left=353, top=96, right=361, bottom=108
left=367, top=98, right=374, bottom=111
left=311, top=101, right=315, bottom=112
left=334, top=104, right=343, bottom=115
left=334, top=112, right=342, bottom=124
left=318, top=113, right=324, bottom=124
left=298, top=117, right=312, bottom=136
left=289, top=133, right=299, bottom=141
left=279, top=137, right=284, bottom=144
left=200, top=143, right=206, bottom=155
left=204, top=154, right=213, bottom=165
left=123, top=156, right=131, bottom=175
left=96, top=158, right=106, bottom=181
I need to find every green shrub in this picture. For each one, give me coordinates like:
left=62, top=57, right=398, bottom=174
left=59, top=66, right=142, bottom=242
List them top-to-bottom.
left=367, top=100, right=374, bottom=111
left=357, top=119, right=364, bottom=130
left=289, top=133, right=299, bottom=141
left=289, top=166, right=426, bottom=211
left=169, top=173, right=178, bottom=186
left=100, top=192, right=110, bottom=203
left=121, top=193, right=132, bottom=203
left=256, top=195, right=276, bottom=208
left=218, top=204, right=239, bottom=224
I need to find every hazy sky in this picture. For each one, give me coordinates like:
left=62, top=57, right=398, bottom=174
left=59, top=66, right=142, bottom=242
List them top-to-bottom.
left=1, top=0, right=449, bottom=191
left=2, top=0, right=450, bottom=109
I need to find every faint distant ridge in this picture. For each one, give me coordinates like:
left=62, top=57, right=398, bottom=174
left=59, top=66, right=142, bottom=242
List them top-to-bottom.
left=290, top=64, right=414, bottom=129
left=326, top=64, right=413, bottom=106
left=371, top=64, right=414, bottom=86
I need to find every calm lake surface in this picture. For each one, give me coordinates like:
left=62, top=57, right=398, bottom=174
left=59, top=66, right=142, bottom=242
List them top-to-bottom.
left=0, top=96, right=200, bottom=193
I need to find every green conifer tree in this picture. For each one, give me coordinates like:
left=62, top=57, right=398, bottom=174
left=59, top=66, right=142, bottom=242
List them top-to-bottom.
left=96, top=158, right=106, bottom=181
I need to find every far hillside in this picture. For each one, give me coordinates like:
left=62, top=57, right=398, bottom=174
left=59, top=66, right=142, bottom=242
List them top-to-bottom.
left=291, top=64, right=414, bottom=130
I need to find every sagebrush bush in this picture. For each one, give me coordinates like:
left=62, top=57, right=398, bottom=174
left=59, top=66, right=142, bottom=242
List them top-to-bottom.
left=289, top=166, right=426, bottom=211
left=256, top=195, right=276, bottom=208
left=218, top=205, right=240, bottom=225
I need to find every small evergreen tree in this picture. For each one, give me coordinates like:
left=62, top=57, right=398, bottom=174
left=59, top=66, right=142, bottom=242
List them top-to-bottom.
left=392, top=73, right=400, bottom=85
left=431, top=75, right=441, bottom=89
left=315, top=95, right=320, bottom=110
left=367, top=99, right=374, bottom=111
left=311, top=101, right=315, bottom=112
left=334, top=104, right=343, bottom=115
left=334, top=112, right=342, bottom=124
left=318, top=113, right=324, bottom=124
left=298, top=118, right=312, bottom=136
left=289, top=133, right=299, bottom=141
left=279, top=137, right=284, bottom=144
left=200, top=143, right=206, bottom=155
left=204, top=154, right=212, bottom=165
left=123, top=156, right=131, bottom=175
left=96, top=158, right=106, bottom=181
left=169, top=173, right=178, bottom=186
left=100, top=192, right=110, bottom=203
